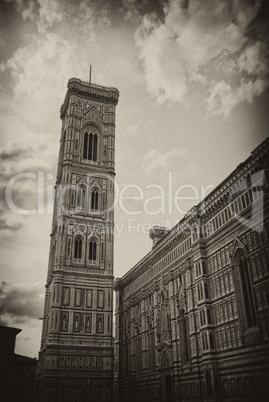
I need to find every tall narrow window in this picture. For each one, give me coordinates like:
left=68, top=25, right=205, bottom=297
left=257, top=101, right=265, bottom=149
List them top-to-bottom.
left=83, top=132, right=98, bottom=161
left=93, top=133, right=97, bottom=161
left=77, top=187, right=85, bottom=208
left=91, top=189, right=99, bottom=211
left=67, top=237, right=71, bottom=257
left=74, top=238, right=82, bottom=259
left=89, top=239, right=97, bottom=261
left=239, top=257, right=256, bottom=327
left=202, top=261, right=207, bottom=274
left=204, top=282, right=209, bottom=298
left=200, top=283, right=204, bottom=299
left=197, top=285, right=201, bottom=300
left=207, top=308, right=212, bottom=324
left=179, top=309, right=189, bottom=364
left=200, top=310, right=204, bottom=326
left=202, top=333, right=208, bottom=350
left=209, top=333, right=215, bottom=349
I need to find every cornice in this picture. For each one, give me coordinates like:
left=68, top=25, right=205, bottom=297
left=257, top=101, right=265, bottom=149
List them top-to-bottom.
left=61, top=78, right=119, bottom=118
left=118, top=137, right=269, bottom=292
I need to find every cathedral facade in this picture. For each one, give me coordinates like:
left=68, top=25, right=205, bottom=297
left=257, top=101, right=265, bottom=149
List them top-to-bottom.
left=37, top=78, right=119, bottom=402
left=114, top=138, right=269, bottom=402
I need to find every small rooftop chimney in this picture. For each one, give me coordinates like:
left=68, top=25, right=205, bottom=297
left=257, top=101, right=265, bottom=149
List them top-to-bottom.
left=149, top=225, right=169, bottom=247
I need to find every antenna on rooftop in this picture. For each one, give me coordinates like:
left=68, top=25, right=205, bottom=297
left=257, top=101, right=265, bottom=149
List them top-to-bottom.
left=89, top=65, right=92, bottom=83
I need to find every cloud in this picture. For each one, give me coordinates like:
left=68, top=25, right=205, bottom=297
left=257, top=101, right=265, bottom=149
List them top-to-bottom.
left=4, top=0, right=37, bottom=20
left=5, top=0, right=111, bottom=35
left=37, top=0, right=65, bottom=32
left=120, top=0, right=142, bottom=22
left=120, top=0, right=164, bottom=23
left=135, top=0, right=269, bottom=116
left=206, top=76, right=267, bottom=117
left=125, top=122, right=141, bottom=138
left=0, top=143, right=30, bottom=161
left=140, top=147, right=186, bottom=175
left=0, top=217, right=23, bottom=231
left=0, top=280, right=44, bottom=321
left=0, top=280, right=44, bottom=357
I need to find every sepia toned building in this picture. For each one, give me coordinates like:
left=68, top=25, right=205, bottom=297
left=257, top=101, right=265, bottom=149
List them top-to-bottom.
left=37, top=75, right=269, bottom=402
left=37, top=78, right=119, bottom=402
left=114, top=138, right=269, bottom=402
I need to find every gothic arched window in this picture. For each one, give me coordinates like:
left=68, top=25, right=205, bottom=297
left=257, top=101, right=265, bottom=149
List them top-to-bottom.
left=83, top=132, right=98, bottom=161
left=77, top=186, right=85, bottom=208
left=91, top=189, right=99, bottom=211
left=74, top=237, right=83, bottom=259
left=89, top=239, right=97, bottom=261
left=232, top=248, right=258, bottom=343
left=239, top=257, right=256, bottom=328
left=179, top=309, right=189, bottom=364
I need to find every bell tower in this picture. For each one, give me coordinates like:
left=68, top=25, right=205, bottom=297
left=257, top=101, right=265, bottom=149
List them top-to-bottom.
left=37, top=78, right=119, bottom=402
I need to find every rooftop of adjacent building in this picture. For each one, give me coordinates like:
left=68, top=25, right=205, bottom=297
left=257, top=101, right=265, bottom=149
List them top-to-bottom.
left=115, top=136, right=269, bottom=286
left=0, top=325, right=37, bottom=364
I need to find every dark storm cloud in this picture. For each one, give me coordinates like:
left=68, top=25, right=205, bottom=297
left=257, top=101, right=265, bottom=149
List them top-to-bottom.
left=119, top=0, right=165, bottom=21
left=0, top=281, right=44, bottom=321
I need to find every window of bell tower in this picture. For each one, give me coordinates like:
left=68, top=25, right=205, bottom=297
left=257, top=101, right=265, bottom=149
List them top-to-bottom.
left=83, top=131, right=98, bottom=161
left=77, top=186, right=85, bottom=208
left=91, top=189, right=99, bottom=211
left=74, top=237, right=83, bottom=259
left=89, top=239, right=97, bottom=262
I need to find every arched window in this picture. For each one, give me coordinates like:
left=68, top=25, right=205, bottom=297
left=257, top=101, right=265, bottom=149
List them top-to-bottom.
left=83, top=132, right=98, bottom=161
left=77, top=186, right=85, bottom=208
left=91, top=189, right=99, bottom=211
left=74, top=237, right=82, bottom=259
left=89, top=239, right=97, bottom=261
left=239, top=257, right=256, bottom=328
left=179, top=309, right=189, bottom=364
left=161, top=350, right=170, bottom=367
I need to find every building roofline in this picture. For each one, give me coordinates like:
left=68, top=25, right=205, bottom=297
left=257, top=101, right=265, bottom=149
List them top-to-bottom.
left=118, top=137, right=269, bottom=287
left=0, top=325, right=21, bottom=335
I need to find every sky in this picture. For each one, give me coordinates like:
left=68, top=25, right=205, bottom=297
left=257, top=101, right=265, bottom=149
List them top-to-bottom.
left=0, top=0, right=268, bottom=358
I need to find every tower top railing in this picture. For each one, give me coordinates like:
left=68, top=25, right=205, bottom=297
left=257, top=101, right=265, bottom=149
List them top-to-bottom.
left=60, top=77, right=120, bottom=117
